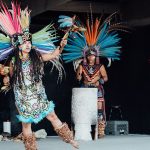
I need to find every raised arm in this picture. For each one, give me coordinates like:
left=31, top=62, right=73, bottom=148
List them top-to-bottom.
left=41, top=39, right=67, bottom=62
left=41, top=46, right=60, bottom=62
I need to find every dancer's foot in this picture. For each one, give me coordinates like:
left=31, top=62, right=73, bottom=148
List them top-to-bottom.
left=98, top=121, right=105, bottom=139
left=55, top=123, right=79, bottom=149
left=22, top=133, right=37, bottom=150
left=98, top=134, right=105, bottom=139
left=70, top=140, right=79, bottom=149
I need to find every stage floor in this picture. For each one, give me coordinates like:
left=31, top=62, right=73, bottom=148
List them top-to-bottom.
left=0, top=134, right=150, bottom=150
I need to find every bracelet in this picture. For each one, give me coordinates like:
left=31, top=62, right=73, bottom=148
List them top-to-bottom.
left=59, top=45, right=64, bottom=53
left=99, top=78, right=104, bottom=84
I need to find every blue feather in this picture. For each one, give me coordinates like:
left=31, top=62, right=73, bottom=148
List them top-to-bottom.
left=59, top=15, right=71, bottom=19
left=58, top=18, right=72, bottom=23
left=59, top=22, right=73, bottom=28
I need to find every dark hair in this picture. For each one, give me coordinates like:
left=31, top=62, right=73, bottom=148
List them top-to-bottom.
left=11, top=48, right=44, bottom=88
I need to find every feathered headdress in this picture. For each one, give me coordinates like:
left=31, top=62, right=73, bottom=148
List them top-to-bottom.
left=0, top=1, right=64, bottom=80
left=0, top=1, right=58, bottom=59
left=59, top=13, right=129, bottom=70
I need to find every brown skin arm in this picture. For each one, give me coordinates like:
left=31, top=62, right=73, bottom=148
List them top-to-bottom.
left=41, top=39, right=67, bottom=62
left=41, top=46, right=61, bottom=62
left=76, top=64, right=83, bottom=81
left=88, top=65, right=108, bottom=86
left=100, top=65, right=108, bottom=82
left=89, top=75, right=100, bottom=83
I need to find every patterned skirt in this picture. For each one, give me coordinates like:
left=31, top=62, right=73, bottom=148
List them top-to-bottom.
left=14, top=82, right=55, bottom=124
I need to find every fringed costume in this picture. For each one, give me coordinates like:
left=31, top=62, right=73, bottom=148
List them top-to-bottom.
left=0, top=2, right=63, bottom=124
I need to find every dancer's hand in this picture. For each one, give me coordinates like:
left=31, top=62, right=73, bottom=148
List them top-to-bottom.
left=59, top=39, right=67, bottom=53
left=60, top=39, right=67, bottom=47
left=0, top=65, right=9, bottom=76
left=3, top=76, right=10, bottom=86
left=88, top=76, right=100, bottom=84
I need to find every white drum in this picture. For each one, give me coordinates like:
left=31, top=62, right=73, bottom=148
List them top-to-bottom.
left=72, top=88, right=97, bottom=140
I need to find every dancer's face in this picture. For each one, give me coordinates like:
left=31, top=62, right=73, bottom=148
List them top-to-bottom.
left=19, top=41, right=32, bottom=53
left=87, top=54, right=96, bottom=65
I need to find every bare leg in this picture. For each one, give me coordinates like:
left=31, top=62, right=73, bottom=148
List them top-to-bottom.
left=98, top=101, right=103, bottom=109
left=46, top=111, right=79, bottom=149
left=46, top=112, right=62, bottom=128
left=22, top=123, right=32, bottom=137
